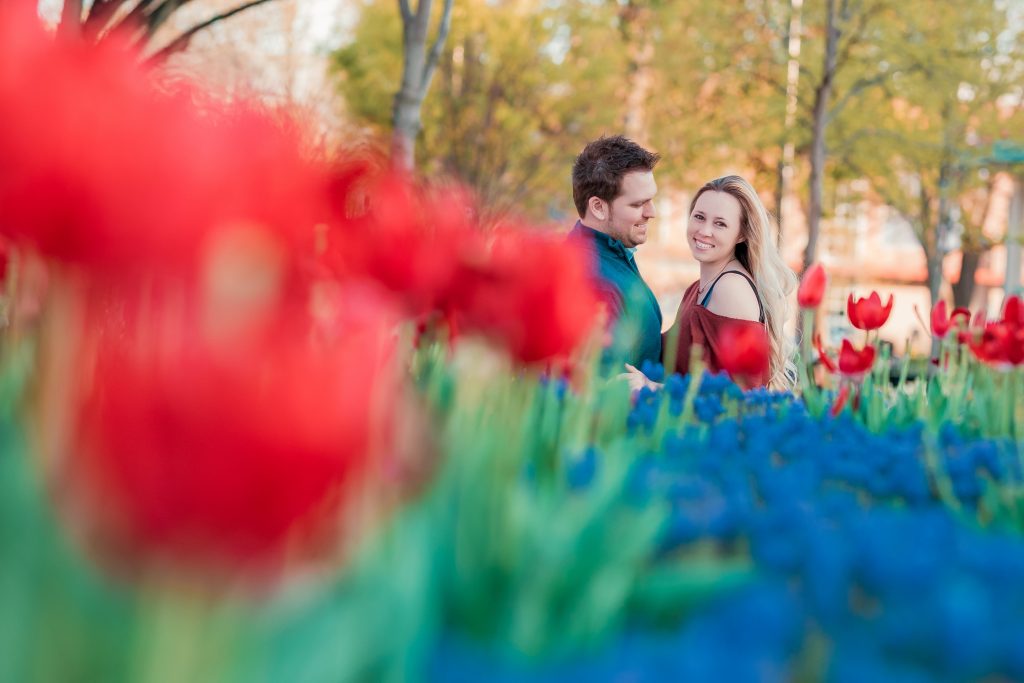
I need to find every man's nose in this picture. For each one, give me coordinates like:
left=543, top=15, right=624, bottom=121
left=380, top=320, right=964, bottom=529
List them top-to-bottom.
left=644, top=201, right=656, bottom=218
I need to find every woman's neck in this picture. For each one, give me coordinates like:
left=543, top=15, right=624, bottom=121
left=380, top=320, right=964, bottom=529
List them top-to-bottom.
left=699, top=256, right=736, bottom=282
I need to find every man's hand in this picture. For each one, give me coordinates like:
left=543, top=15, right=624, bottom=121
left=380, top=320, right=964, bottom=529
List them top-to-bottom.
left=618, top=363, right=661, bottom=393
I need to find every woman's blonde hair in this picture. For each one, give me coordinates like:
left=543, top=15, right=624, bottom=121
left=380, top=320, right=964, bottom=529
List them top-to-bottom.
left=688, top=175, right=797, bottom=390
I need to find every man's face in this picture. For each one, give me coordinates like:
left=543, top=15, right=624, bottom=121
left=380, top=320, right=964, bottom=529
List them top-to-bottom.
left=601, top=170, right=657, bottom=249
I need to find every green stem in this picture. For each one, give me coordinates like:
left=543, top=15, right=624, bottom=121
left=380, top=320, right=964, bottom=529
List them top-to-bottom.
left=663, top=320, right=682, bottom=380
left=679, top=345, right=706, bottom=426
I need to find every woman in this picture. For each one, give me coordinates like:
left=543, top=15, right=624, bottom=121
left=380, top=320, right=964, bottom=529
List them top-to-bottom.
left=626, top=175, right=797, bottom=390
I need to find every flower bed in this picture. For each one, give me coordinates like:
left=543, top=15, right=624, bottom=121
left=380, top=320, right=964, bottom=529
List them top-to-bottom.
left=1, top=8, right=1023, bottom=681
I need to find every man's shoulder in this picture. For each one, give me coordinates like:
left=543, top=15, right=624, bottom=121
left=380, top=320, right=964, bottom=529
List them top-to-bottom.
left=567, top=221, right=597, bottom=243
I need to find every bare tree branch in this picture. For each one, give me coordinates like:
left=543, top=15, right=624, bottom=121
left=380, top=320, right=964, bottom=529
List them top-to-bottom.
left=118, top=0, right=164, bottom=47
left=145, top=0, right=196, bottom=39
left=146, top=0, right=280, bottom=64
left=398, top=0, right=413, bottom=25
left=423, top=0, right=455, bottom=85
left=826, top=69, right=897, bottom=123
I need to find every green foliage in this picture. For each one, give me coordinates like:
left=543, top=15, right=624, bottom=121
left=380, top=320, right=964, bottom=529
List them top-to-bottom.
left=332, top=0, right=1023, bottom=251
left=334, top=0, right=628, bottom=220
left=268, top=344, right=752, bottom=670
left=0, top=346, right=140, bottom=683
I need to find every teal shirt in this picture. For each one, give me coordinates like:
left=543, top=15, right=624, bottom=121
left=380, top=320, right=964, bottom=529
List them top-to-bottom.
left=568, top=221, right=662, bottom=370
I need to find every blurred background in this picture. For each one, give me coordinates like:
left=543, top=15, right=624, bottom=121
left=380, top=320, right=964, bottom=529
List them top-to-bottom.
left=38, top=0, right=1024, bottom=354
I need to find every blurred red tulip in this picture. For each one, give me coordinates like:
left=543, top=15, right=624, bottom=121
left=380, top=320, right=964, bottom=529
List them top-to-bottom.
left=0, top=5, right=330, bottom=276
left=322, top=173, right=601, bottom=364
left=323, top=174, right=482, bottom=318
left=457, top=229, right=602, bottom=364
left=0, top=236, right=9, bottom=285
left=797, top=263, right=827, bottom=308
left=74, top=290, right=400, bottom=570
left=847, top=292, right=893, bottom=331
left=1003, top=295, right=1022, bottom=329
left=930, top=300, right=949, bottom=338
left=932, top=304, right=971, bottom=345
left=966, top=320, right=1024, bottom=367
left=716, top=323, right=770, bottom=388
left=814, top=334, right=837, bottom=373
left=837, top=339, right=876, bottom=377
left=830, top=383, right=851, bottom=417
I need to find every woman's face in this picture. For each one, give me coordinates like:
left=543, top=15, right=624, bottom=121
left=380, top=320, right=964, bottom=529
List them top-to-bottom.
left=686, top=190, right=744, bottom=266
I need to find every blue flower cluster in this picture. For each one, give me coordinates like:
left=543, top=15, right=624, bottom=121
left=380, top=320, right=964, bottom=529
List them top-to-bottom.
left=435, top=370, right=1024, bottom=682
left=430, top=580, right=803, bottom=682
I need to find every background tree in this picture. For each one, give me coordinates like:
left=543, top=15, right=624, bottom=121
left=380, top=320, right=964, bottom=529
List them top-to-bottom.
left=335, top=0, right=627, bottom=220
left=391, top=0, right=454, bottom=170
left=835, top=0, right=1024, bottom=307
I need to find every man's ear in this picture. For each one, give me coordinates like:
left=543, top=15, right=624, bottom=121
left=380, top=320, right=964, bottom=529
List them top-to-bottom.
left=588, top=196, right=608, bottom=221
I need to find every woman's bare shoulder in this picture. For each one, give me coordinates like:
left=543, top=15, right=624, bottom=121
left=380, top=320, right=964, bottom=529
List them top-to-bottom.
left=704, top=271, right=761, bottom=322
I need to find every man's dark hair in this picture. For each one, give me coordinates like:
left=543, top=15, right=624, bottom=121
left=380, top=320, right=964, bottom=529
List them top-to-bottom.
left=572, top=135, right=660, bottom=218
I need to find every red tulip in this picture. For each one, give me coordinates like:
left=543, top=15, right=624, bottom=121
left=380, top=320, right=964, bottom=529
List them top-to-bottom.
left=0, top=6, right=330, bottom=276
left=323, top=173, right=601, bottom=364
left=324, top=173, right=482, bottom=317
left=457, top=229, right=602, bottom=364
left=0, top=235, right=9, bottom=284
left=797, top=263, right=827, bottom=308
left=74, top=291, right=400, bottom=570
left=847, top=291, right=894, bottom=331
left=1003, top=295, right=1022, bottom=329
left=930, top=300, right=950, bottom=338
left=930, top=301, right=968, bottom=339
left=966, top=320, right=1024, bottom=367
left=716, top=321, right=770, bottom=378
left=716, top=323, right=770, bottom=387
left=1012, top=328, right=1024, bottom=366
left=814, top=334, right=837, bottom=373
left=837, top=339, right=876, bottom=377
left=830, top=383, right=851, bottom=417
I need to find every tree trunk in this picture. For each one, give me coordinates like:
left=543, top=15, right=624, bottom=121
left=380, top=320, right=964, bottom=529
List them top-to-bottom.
left=392, top=0, right=454, bottom=172
left=618, top=0, right=654, bottom=141
left=779, top=0, right=803, bottom=244
left=803, top=0, right=837, bottom=271
left=774, top=158, right=785, bottom=242
left=953, top=176, right=996, bottom=309
left=913, top=178, right=938, bottom=306
left=925, top=248, right=943, bottom=310
left=953, top=250, right=981, bottom=309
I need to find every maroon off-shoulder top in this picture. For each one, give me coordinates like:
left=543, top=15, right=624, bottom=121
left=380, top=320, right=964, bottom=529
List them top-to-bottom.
left=663, top=272, right=770, bottom=387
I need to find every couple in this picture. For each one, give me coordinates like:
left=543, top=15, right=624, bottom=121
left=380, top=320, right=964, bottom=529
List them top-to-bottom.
left=568, top=135, right=797, bottom=391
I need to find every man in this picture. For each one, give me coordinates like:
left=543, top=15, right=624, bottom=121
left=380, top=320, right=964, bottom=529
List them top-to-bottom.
left=568, top=135, right=662, bottom=370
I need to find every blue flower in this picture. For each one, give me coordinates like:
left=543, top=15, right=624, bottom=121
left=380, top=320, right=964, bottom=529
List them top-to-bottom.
left=566, top=447, right=598, bottom=490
